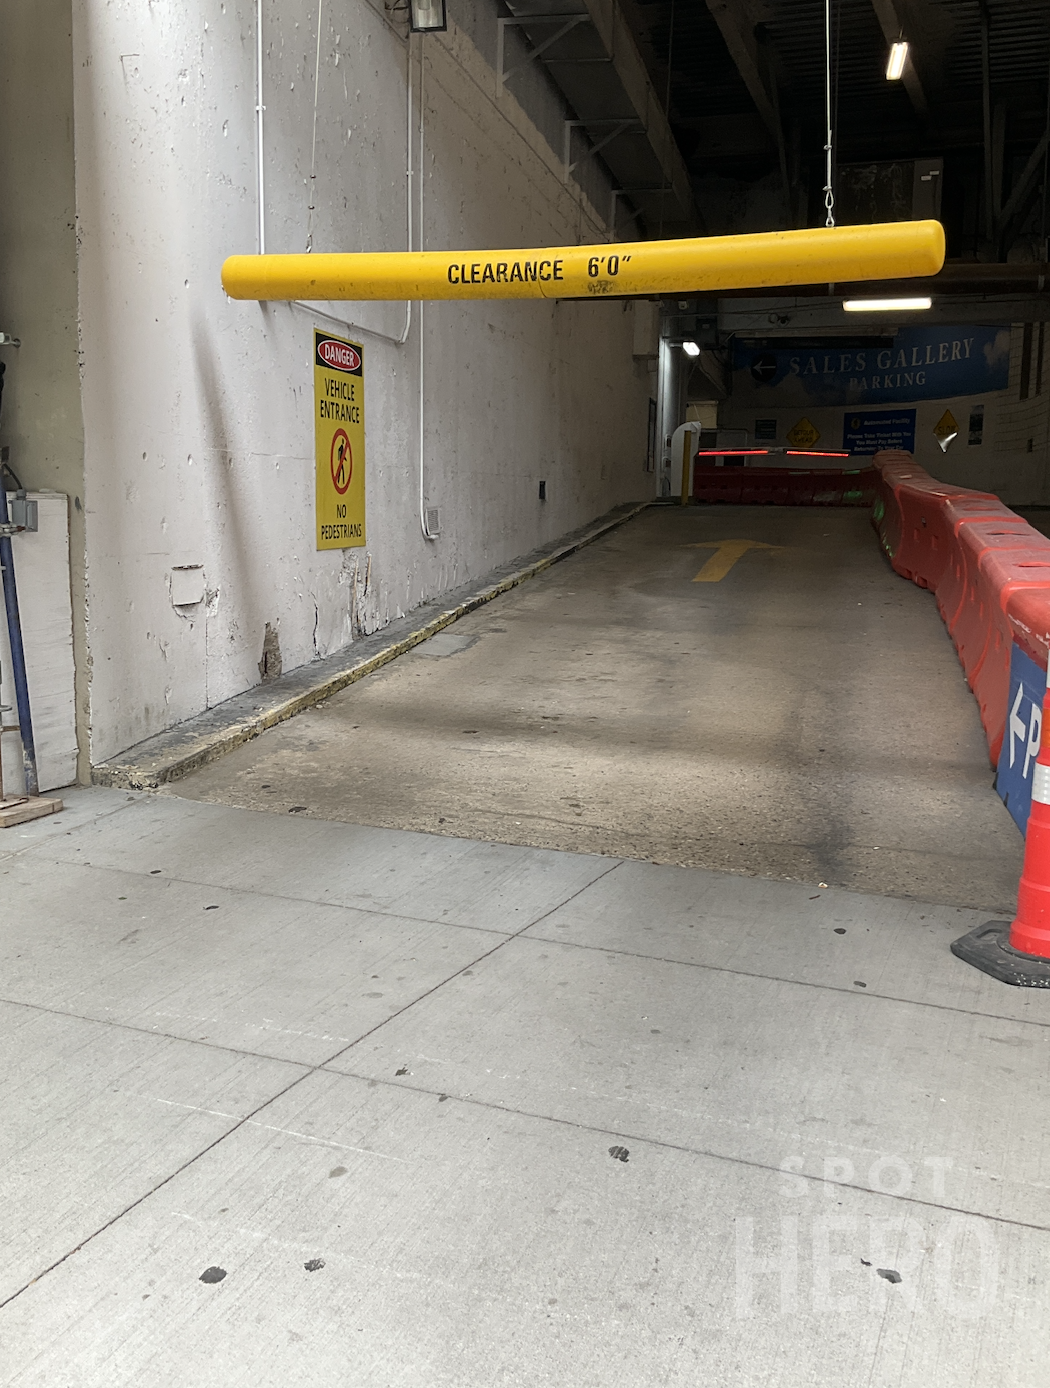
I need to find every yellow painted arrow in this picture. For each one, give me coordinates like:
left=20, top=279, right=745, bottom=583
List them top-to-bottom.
left=685, top=539, right=781, bottom=582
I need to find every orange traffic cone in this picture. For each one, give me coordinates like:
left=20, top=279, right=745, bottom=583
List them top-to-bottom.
left=952, top=696, right=1050, bottom=986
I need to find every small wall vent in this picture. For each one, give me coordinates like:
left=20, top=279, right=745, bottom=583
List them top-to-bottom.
left=424, top=507, right=441, bottom=536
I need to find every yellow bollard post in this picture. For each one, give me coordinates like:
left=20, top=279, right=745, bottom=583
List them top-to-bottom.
left=221, top=221, right=945, bottom=302
left=680, top=428, right=693, bottom=507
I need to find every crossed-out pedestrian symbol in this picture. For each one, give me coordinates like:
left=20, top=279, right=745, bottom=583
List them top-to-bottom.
left=330, top=428, right=352, bottom=495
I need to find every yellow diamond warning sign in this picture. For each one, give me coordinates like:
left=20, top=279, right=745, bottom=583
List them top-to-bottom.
left=315, top=329, right=365, bottom=549
left=933, top=408, right=959, bottom=449
left=786, top=417, right=820, bottom=448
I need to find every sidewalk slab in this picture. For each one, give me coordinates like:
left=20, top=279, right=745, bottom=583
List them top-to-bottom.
left=26, top=794, right=617, bottom=932
left=0, top=857, right=504, bottom=1065
left=0, top=1002, right=303, bottom=1306
left=3, top=1067, right=1044, bottom=1388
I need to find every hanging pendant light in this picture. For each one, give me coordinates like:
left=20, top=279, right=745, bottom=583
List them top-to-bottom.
left=409, top=0, right=446, bottom=33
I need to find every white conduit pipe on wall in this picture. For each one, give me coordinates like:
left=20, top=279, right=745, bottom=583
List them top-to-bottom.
left=253, top=0, right=412, bottom=346
left=256, top=0, right=266, bottom=254
left=305, top=0, right=324, bottom=254
left=254, top=4, right=431, bottom=539
left=417, top=40, right=434, bottom=541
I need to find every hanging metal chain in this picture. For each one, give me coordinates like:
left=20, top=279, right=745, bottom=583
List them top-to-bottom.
left=823, top=0, right=835, bottom=226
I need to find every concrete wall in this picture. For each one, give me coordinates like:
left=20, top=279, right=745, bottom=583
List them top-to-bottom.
left=0, top=0, right=88, bottom=775
left=70, top=0, right=650, bottom=765
left=973, top=322, right=1050, bottom=502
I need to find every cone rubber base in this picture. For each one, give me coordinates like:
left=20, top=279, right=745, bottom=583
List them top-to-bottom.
left=950, top=921, right=1050, bottom=987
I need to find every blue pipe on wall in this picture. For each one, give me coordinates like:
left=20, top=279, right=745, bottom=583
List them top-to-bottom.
left=0, top=360, right=38, bottom=798
left=0, top=487, right=37, bottom=796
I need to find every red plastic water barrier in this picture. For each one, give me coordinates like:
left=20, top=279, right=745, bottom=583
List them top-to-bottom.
left=871, top=451, right=1050, bottom=765
left=693, top=465, right=876, bottom=507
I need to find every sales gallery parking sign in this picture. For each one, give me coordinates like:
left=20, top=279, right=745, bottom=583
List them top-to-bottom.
left=315, top=329, right=365, bottom=550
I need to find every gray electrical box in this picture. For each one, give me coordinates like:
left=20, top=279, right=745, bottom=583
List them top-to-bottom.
left=9, top=493, right=37, bottom=532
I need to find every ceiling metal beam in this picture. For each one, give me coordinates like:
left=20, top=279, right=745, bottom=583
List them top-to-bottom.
left=578, top=0, right=702, bottom=232
left=704, top=0, right=781, bottom=146
left=869, top=0, right=928, bottom=119
left=979, top=0, right=994, bottom=241
left=703, top=2, right=791, bottom=214
left=997, top=132, right=1050, bottom=252
left=720, top=293, right=1050, bottom=328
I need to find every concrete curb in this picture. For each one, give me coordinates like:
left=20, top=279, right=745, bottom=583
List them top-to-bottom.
left=92, top=501, right=651, bottom=790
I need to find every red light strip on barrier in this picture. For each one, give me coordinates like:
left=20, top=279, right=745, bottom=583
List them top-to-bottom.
left=691, top=447, right=853, bottom=459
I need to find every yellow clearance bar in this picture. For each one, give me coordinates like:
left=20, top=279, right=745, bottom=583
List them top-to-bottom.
left=221, top=220, right=945, bottom=302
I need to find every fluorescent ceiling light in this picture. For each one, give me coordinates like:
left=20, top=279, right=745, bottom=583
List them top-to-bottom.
left=886, top=41, right=909, bottom=81
left=842, top=296, right=932, bottom=312
left=682, top=340, right=701, bottom=357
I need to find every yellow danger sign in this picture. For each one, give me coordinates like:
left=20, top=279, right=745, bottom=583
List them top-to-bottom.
left=315, top=329, right=365, bottom=550
left=786, top=417, right=820, bottom=448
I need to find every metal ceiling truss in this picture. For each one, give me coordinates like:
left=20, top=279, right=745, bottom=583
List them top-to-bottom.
left=498, top=0, right=701, bottom=236
left=704, top=1, right=793, bottom=216
left=496, top=14, right=591, bottom=92
left=563, top=118, right=642, bottom=179
left=609, top=186, right=665, bottom=238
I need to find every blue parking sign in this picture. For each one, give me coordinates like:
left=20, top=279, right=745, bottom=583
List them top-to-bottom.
left=842, top=409, right=916, bottom=456
left=996, top=643, right=1048, bottom=834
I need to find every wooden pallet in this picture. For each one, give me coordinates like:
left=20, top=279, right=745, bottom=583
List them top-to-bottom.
left=0, top=796, right=63, bottom=828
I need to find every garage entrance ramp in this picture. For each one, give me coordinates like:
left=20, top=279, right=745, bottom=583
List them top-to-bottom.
left=174, top=504, right=1023, bottom=913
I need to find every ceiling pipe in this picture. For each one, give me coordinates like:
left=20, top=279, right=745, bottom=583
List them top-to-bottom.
left=979, top=0, right=995, bottom=244
left=713, top=262, right=1050, bottom=299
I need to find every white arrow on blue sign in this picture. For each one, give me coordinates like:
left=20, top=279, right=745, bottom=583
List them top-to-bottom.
left=996, top=643, right=1050, bottom=834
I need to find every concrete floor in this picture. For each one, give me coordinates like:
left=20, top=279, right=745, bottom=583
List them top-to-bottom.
left=178, top=505, right=1023, bottom=913
left=1, top=788, right=1048, bottom=1387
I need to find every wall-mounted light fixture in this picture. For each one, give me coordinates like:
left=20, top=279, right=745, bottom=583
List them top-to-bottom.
left=410, top=0, right=447, bottom=32
left=886, top=41, right=909, bottom=81
left=843, top=296, right=931, bottom=312
left=682, top=341, right=701, bottom=357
